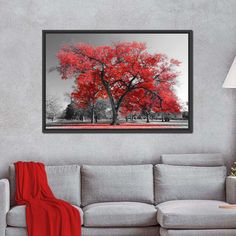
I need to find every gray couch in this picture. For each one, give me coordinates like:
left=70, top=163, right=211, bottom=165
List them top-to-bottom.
left=1, top=153, right=236, bottom=236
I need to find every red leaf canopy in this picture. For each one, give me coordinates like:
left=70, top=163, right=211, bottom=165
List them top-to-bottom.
left=57, top=42, right=181, bottom=122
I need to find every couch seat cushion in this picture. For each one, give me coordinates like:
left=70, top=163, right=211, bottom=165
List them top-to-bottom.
left=157, top=200, right=236, bottom=229
left=83, top=202, right=157, bottom=227
left=7, top=205, right=83, bottom=227
left=5, top=226, right=160, bottom=236
left=160, top=228, right=236, bottom=236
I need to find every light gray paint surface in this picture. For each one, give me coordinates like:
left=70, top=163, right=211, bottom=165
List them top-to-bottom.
left=0, top=0, right=236, bottom=178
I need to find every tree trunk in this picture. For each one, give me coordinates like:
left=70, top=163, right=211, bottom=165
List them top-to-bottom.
left=100, top=69, right=119, bottom=125
left=91, top=106, right=94, bottom=123
left=111, top=110, right=119, bottom=125
left=146, top=113, right=150, bottom=123
left=161, top=113, right=164, bottom=122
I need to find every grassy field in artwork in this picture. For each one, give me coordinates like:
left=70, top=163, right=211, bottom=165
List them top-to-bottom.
left=46, top=120, right=188, bottom=130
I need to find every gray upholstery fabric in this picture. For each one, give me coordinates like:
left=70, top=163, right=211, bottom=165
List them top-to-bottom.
left=160, top=153, right=224, bottom=166
left=9, top=164, right=81, bottom=206
left=154, top=164, right=226, bottom=204
left=8, top=165, right=16, bottom=206
left=81, top=165, right=154, bottom=206
left=226, top=176, right=236, bottom=204
left=0, top=179, right=10, bottom=236
left=157, top=200, right=236, bottom=229
left=83, top=202, right=157, bottom=227
left=7, top=205, right=83, bottom=227
left=5, top=227, right=160, bottom=236
left=82, top=227, right=160, bottom=236
left=6, top=228, right=27, bottom=236
left=160, top=228, right=236, bottom=236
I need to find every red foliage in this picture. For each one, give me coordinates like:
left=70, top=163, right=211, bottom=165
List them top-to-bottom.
left=57, top=42, right=181, bottom=124
left=71, top=71, right=105, bottom=109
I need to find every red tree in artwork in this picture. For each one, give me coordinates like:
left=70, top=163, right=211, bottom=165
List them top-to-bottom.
left=57, top=42, right=181, bottom=125
left=71, top=71, right=106, bottom=123
left=120, top=83, right=180, bottom=123
left=156, top=83, right=181, bottom=114
left=120, top=89, right=159, bottom=123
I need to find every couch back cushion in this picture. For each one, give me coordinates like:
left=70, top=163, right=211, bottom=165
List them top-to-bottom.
left=161, top=153, right=224, bottom=166
left=9, top=164, right=81, bottom=206
left=81, top=164, right=154, bottom=206
left=154, top=164, right=227, bottom=204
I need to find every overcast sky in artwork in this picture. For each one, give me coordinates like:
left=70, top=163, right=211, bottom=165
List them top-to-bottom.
left=46, top=33, right=189, bottom=110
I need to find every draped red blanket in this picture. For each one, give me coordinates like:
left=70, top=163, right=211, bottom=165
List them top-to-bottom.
left=15, top=161, right=81, bottom=236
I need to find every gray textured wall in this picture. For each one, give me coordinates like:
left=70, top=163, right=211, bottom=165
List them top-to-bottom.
left=0, top=0, right=236, bottom=178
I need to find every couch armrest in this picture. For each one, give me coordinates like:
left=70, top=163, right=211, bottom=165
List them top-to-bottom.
left=226, top=176, right=236, bottom=204
left=0, top=179, right=10, bottom=236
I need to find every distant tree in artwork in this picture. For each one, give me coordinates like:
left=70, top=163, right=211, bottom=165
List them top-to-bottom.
left=57, top=42, right=181, bottom=125
left=71, top=71, right=106, bottom=123
left=120, top=84, right=180, bottom=123
left=120, top=89, right=158, bottom=123
left=46, top=96, right=61, bottom=121
left=64, top=103, right=76, bottom=120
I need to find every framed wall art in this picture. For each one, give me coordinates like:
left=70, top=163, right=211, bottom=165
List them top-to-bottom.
left=43, top=30, right=193, bottom=133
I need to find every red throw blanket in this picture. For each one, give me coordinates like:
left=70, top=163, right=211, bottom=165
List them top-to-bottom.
left=15, top=161, right=81, bottom=236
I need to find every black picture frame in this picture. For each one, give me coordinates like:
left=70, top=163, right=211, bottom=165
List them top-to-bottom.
left=42, top=30, right=193, bottom=133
